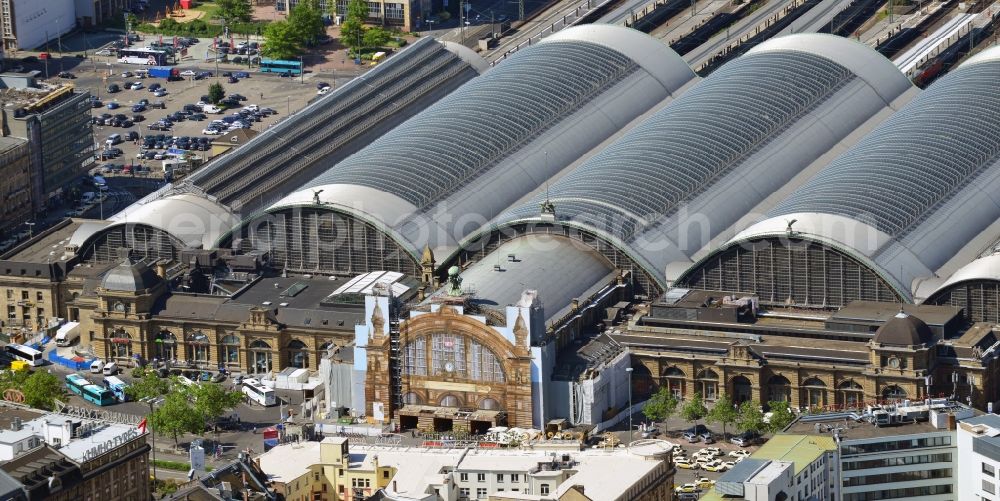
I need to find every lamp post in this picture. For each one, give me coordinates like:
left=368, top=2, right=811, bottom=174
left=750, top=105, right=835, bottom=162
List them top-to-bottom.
left=24, top=222, right=35, bottom=239
left=625, top=367, right=633, bottom=444
left=141, top=397, right=164, bottom=485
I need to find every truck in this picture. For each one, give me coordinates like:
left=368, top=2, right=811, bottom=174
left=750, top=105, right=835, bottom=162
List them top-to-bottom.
left=148, top=66, right=179, bottom=79
left=55, top=322, right=80, bottom=347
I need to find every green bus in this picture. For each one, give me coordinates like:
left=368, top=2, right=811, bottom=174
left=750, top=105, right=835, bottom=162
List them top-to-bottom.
left=81, top=384, right=116, bottom=406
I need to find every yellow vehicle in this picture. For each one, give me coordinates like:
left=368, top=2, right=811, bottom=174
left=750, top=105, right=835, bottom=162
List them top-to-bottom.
left=9, top=360, right=30, bottom=372
left=675, top=459, right=699, bottom=470
left=696, top=477, right=716, bottom=489
left=674, top=483, right=698, bottom=493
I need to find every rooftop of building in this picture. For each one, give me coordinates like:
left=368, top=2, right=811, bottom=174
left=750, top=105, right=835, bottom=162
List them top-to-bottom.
left=0, top=82, right=79, bottom=111
left=0, top=135, right=27, bottom=153
left=0, top=219, right=83, bottom=263
left=830, top=301, right=962, bottom=327
left=783, top=401, right=973, bottom=441
left=0, top=405, right=143, bottom=464
left=749, top=435, right=835, bottom=475
left=257, top=440, right=669, bottom=501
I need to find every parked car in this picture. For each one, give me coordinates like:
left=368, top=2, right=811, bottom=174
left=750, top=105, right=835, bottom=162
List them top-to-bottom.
left=180, top=70, right=196, bottom=77
left=57, top=71, right=75, bottom=79
left=234, top=71, right=249, bottom=78
left=228, top=76, right=239, bottom=84
left=129, top=81, right=143, bottom=90
left=148, top=83, right=162, bottom=91
left=107, top=84, right=120, bottom=93
left=154, top=89, right=167, bottom=97
left=106, top=102, right=120, bottom=109
left=131, top=104, right=146, bottom=112
left=126, top=131, right=140, bottom=141
left=731, top=431, right=759, bottom=447
left=683, top=432, right=700, bottom=443
left=700, top=432, right=715, bottom=444
left=729, top=449, right=751, bottom=459
left=674, top=458, right=699, bottom=470
left=674, top=484, right=698, bottom=494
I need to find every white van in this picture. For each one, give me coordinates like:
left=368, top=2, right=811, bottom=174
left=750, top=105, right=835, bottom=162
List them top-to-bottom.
left=203, top=104, right=222, bottom=114
left=107, top=133, right=122, bottom=145
left=90, top=359, right=105, bottom=374
left=102, top=361, right=118, bottom=375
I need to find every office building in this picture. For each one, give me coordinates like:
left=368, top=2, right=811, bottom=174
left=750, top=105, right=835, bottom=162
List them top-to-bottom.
left=0, top=136, right=31, bottom=236
left=0, top=404, right=150, bottom=500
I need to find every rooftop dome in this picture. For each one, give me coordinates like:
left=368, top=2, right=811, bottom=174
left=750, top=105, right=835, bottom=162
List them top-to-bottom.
left=101, top=257, right=162, bottom=293
left=873, top=312, right=934, bottom=346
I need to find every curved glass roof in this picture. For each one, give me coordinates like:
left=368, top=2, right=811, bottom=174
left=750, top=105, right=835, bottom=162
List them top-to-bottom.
left=300, top=40, right=640, bottom=210
left=501, top=49, right=855, bottom=240
left=772, top=61, right=1000, bottom=238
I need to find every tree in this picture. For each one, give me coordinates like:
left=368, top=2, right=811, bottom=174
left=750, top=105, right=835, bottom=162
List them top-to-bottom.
left=217, top=0, right=252, bottom=24
left=288, top=0, right=325, bottom=46
left=340, top=0, right=367, bottom=54
left=262, top=21, right=301, bottom=60
left=362, top=26, right=391, bottom=49
left=207, top=82, right=226, bottom=104
left=126, top=366, right=170, bottom=402
left=21, top=371, right=63, bottom=410
left=189, top=383, right=244, bottom=426
left=642, top=387, right=679, bottom=432
left=149, top=390, right=205, bottom=446
left=680, top=392, right=708, bottom=428
left=707, top=393, right=738, bottom=438
left=736, top=399, right=766, bottom=436
left=766, top=400, right=796, bottom=433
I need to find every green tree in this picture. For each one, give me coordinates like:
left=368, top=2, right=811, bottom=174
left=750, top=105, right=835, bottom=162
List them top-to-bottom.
left=217, top=0, right=253, bottom=24
left=288, top=0, right=325, bottom=46
left=340, top=0, right=367, bottom=54
left=262, top=21, right=301, bottom=60
left=362, top=26, right=391, bottom=49
left=207, top=82, right=226, bottom=104
left=126, top=366, right=170, bottom=402
left=21, top=371, right=64, bottom=410
left=189, top=383, right=244, bottom=426
left=642, top=387, right=679, bottom=432
left=149, top=390, right=205, bottom=446
left=680, top=392, right=708, bottom=428
left=707, top=393, right=738, bottom=438
left=736, top=399, right=766, bottom=436
left=766, top=400, right=796, bottom=433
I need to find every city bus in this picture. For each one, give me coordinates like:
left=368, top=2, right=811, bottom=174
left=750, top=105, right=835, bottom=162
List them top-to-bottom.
left=118, top=48, right=168, bottom=65
left=259, top=58, right=302, bottom=75
left=4, top=344, right=43, bottom=366
left=66, top=374, right=90, bottom=396
left=103, top=375, right=129, bottom=402
left=241, top=378, right=276, bottom=406
left=81, top=384, right=116, bottom=406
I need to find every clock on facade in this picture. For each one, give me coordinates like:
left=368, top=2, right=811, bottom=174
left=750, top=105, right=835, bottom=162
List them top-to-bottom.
left=114, top=301, right=126, bottom=312
left=888, top=356, right=900, bottom=369
left=444, top=361, right=455, bottom=373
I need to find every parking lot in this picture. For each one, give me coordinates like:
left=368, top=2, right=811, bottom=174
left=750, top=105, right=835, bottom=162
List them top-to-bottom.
left=88, top=65, right=326, bottom=178
left=668, top=431, right=762, bottom=497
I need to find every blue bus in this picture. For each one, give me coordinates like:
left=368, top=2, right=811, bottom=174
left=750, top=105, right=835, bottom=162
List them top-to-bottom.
left=260, top=58, right=302, bottom=75
left=66, top=374, right=89, bottom=396
left=102, top=375, right=129, bottom=402
left=82, top=384, right=116, bottom=406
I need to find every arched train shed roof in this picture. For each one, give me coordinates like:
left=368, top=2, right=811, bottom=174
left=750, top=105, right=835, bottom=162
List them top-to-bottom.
left=471, top=34, right=911, bottom=290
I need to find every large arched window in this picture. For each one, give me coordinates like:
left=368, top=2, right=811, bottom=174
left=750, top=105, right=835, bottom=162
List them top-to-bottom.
left=110, top=329, right=132, bottom=359
left=155, top=330, right=177, bottom=361
left=187, top=331, right=210, bottom=364
left=221, top=334, right=240, bottom=366
left=431, top=334, right=466, bottom=377
left=404, top=336, right=427, bottom=376
left=287, top=339, right=308, bottom=369
left=469, top=339, right=505, bottom=382
left=249, top=340, right=272, bottom=374
left=663, top=367, right=685, bottom=398
left=696, top=369, right=719, bottom=401
left=768, top=375, right=791, bottom=403
left=731, top=376, right=753, bottom=404
left=801, top=378, right=826, bottom=407
left=838, top=380, right=863, bottom=409
left=882, top=385, right=907, bottom=402
left=403, top=392, right=423, bottom=405
left=440, top=394, right=461, bottom=407
left=479, top=398, right=500, bottom=410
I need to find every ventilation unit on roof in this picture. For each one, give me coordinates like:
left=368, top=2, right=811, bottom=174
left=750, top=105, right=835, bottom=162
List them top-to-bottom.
left=262, top=301, right=272, bottom=306
left=279, top=302, right=289, bottom=307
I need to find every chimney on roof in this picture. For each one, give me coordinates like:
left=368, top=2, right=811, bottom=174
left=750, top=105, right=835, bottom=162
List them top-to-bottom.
left=11, top=417, right=21, bottom=431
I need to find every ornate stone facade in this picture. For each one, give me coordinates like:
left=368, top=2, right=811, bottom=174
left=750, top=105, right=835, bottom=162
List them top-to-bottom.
left=364, top=299, right=536, bottom=432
